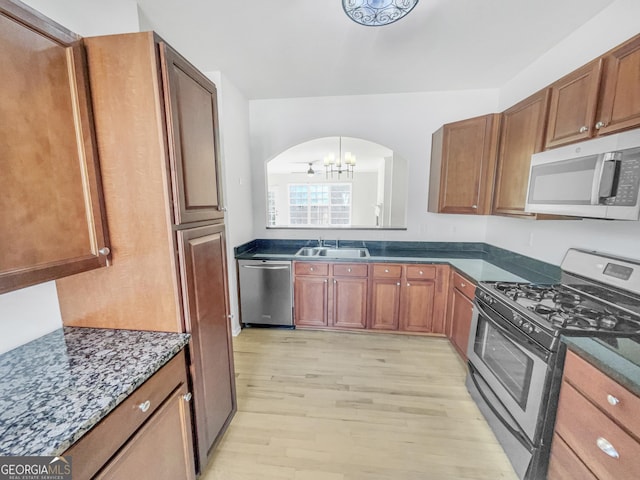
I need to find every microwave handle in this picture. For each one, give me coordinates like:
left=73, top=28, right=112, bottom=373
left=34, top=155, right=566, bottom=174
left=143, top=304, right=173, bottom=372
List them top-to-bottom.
left=591, top=152, right=621, bottom=204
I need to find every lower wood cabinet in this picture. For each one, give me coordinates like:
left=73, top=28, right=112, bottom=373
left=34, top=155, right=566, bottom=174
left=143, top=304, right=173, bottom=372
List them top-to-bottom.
left=294, top=262, right=448, bottom=334
left=446, top=270, right=476, bottom=360
left=548, top=350, right=640, bottom=479
left=64, top=352, right=195, bottom=480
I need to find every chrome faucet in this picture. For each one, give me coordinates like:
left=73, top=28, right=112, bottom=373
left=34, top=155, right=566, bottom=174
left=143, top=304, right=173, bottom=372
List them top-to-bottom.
left=318, top=236, right=323, bottom=247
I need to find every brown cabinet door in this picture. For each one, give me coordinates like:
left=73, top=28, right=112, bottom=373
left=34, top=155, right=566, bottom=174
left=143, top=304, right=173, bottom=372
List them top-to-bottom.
left=0, top=4, right=109, bottom=294
left=597, top=34, right=640, bottom=136
left=160, top=43, right=223, bottom=225
left=545, top=60, right=603, bottom=149
left=493, top=89, right=551, bottom=217
left=429, top=114, right=500, bottom=215
left=177, top=224, right=235, bottom=468
left=294, top=276, right=329, bottom=327
left=332, top=277, right=367, bottom=329
left=369, top=278, right=401, bottom=330
left=399, top=280, right=436, bottom=332
left=449, top=288, right=474, bottom=360
left=96, top=383, right=196, bottom=480
left=547, top=434, right=597, bottom=480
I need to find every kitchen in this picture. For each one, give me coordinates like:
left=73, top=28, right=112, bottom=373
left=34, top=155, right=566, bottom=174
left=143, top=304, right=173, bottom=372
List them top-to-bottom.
left=2, top=0, right=640, bottom=479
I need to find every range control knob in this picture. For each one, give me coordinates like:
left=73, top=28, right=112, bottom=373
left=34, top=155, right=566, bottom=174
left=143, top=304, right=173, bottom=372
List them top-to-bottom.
left=513, top=313, right=523, bottom=326
left=522, top=322, right=535, bottom=334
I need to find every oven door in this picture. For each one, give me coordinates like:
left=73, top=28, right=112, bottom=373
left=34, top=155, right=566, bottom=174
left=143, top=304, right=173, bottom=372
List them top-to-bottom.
left=467, top=300, right=550, bottom=444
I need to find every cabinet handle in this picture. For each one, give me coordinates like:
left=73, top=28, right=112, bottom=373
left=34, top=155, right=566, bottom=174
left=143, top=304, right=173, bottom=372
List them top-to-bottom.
left=595, top=121, right=606, bottom=130
left=579, top=126, right=588, bottom=133
left=471, top=205, right=478, bottom=209
left=217, top=206, right=227, bottom=212
left=98, top=247, right=111, bottom=256
left=310, top=267, right=314, bottom=272
left=347, top=268, right=352, bottom=273
left=384, top=269, right=389, bottom=273
left=460, top=282, right=466, bottom=288
left=182, top=392, right=193, bottom=402
left=607, top=394, right=620, bottom=406
left=138, top=400, right=151, bottom=413
left=596, top=437, right=619, bottom=459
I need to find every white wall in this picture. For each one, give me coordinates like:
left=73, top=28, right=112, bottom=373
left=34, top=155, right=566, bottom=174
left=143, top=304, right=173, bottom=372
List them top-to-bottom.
left=0, top=0, right=140, bottom=355
left=487, top=0, right=640, bottom=265
left=209, top=72, right=254, bottom=335
left=249, top=89, right=500, bottom=243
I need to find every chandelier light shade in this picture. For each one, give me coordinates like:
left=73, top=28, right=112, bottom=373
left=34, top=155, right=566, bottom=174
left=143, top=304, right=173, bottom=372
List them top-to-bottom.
left=342, top=0, right=419, bottom=27
left=324, top=137, right=356, bottom=179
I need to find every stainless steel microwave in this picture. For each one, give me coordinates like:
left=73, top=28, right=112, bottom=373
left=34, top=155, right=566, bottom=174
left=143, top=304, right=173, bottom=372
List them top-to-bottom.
left=525, top=129, right=640, bottom=220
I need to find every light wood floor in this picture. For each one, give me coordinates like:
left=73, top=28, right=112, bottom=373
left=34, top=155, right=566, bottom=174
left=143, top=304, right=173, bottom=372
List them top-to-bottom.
left=202, top=329, right=518, bottom=480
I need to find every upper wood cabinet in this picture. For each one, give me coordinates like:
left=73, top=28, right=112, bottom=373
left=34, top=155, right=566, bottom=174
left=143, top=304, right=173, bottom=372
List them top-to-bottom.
left=0, top=1, right=110, bottom=294
left=545, top=33, right=640, bottom=149
left=597, top=34, right=640, bottom=137
left=160, top=44, right=224, bottom=224
left=544, top=60, right=603, bottom=149
left=493, top=89, right=551, bottom=218
left=429, top=114, right=500, bottom=215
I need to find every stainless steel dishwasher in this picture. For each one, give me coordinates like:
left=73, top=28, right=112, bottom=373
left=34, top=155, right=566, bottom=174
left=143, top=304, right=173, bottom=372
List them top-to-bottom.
left=238, top=259, right=293, bottom=327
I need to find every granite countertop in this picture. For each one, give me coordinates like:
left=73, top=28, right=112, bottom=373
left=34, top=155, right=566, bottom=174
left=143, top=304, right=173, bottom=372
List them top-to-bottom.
left=235, top=239, right=561, bottom=284
left=0, top=327, right=190, bottom=456
left=562, top=336, right=640, bottom=396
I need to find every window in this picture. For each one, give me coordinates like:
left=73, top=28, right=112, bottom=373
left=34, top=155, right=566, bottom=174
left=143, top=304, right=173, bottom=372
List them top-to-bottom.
left=288, top=183, right=352, bottom=226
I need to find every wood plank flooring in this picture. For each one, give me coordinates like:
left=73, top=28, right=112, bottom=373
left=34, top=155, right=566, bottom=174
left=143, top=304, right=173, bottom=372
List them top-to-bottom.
left=202, top=329, right=518, bottom=480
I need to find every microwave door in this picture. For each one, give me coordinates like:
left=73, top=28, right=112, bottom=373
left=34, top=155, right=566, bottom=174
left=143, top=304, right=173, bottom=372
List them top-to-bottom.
left=525, top=155, right=608, bottom=217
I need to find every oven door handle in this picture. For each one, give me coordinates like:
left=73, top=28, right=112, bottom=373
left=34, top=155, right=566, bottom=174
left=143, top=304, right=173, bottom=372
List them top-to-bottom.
left=473, top=300, right=549, bottom=361
left=468, top=361, right=535, bottom=452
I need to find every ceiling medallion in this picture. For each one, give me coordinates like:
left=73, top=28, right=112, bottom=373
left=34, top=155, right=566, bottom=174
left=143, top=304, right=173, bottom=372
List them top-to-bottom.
left=342, top=0, right=419, bottom=27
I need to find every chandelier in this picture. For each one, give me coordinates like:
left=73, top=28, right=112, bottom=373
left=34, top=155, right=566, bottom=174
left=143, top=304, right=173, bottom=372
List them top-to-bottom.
left=342, top=0, right=419, bottom=27
left=324, top=137, right=356, bottom=179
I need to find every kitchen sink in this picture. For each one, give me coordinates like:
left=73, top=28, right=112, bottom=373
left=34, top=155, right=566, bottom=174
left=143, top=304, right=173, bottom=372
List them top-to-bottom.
left=294, top=247, right=369, bottom=258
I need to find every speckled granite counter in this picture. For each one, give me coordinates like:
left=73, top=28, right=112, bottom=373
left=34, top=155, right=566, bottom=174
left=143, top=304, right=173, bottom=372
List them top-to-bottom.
left=235, top=240, right=561, bottom=284
left=0, top=327, right=190, bottom=456
left=562, top=336, right=640, bottom=396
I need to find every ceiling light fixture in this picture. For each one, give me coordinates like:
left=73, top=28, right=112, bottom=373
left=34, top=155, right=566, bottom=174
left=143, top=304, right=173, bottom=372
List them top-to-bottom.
left=342, top=0, right=419, bottom=27
left=324, top=137, right=356, bottom=179
left=307, top=163, right=315, bottom=177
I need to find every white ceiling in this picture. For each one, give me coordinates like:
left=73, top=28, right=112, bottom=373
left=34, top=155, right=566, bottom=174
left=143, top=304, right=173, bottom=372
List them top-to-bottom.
left=136, top=0, right=616, bottom=100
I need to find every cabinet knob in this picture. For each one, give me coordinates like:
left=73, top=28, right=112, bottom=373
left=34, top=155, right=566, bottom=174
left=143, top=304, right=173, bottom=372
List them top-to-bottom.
left=595, top=121, right=606, bottom=130
left=579, top=126, right=588, bottom=133
left=471, top=205, right=478, bottom=209
left=217, top=206, right=227, bottom=212
left=98, top=247, right=111, bottom=256
left=310, top=267, right=314, bottom=272
left=347, top=268, right=352, bottom=273
left=384, top=269, right=389, bottom=273
left=419, top=270, right=423, bottom=275
left=324, top=279, right=328, bottom=283
left=333, top=279, right=337, bottom=284
left=396, top=282, right=400, bottom=286
left=461, top=282, right=466, bottom=288
left=182, top=392, right=193, bottom=402
left=607, top=394, right=620, bottom=406
left=138, top=400, right=151, bottom=413
left=596, top=437, right=619, bottom=459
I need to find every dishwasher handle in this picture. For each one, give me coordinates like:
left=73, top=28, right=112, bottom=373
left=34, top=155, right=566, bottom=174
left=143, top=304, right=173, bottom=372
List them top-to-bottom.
left=241, top=264, right=290, bottom=270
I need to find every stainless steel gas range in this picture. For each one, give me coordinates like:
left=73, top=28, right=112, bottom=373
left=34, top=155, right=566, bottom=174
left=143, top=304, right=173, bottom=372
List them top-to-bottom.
left=465, top=249, right=640, bottom=480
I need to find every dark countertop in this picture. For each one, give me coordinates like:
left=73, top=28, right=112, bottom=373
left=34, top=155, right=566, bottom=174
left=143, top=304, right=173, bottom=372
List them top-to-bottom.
left=235, top=239, right=561, bottom=284
left=0, top=327, right=190, bottom=456
left=562, top=336, right=640, bottom=396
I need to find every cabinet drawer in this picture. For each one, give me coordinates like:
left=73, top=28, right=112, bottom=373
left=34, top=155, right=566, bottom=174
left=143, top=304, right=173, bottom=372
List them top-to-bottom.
left=294, top=262, right=329, bottom=276
left=332, top=263, right=368, bottom=277
left=372, top=264, right=402, bottom=279
left=405, top=265, right=436, bottom=280
left=452, top=271, right=475, bottom=299
left=564, top=350, right=640, bottom=436
left=64, top=352, right=188, bottom=480
left=555, top=381, right=640, bottom=480
left=548, top=434, right=597, bottom=480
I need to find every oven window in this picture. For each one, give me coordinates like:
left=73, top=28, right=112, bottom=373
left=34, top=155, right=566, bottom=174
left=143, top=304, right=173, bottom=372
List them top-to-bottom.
left=474, top=318, right=534, bottom=409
